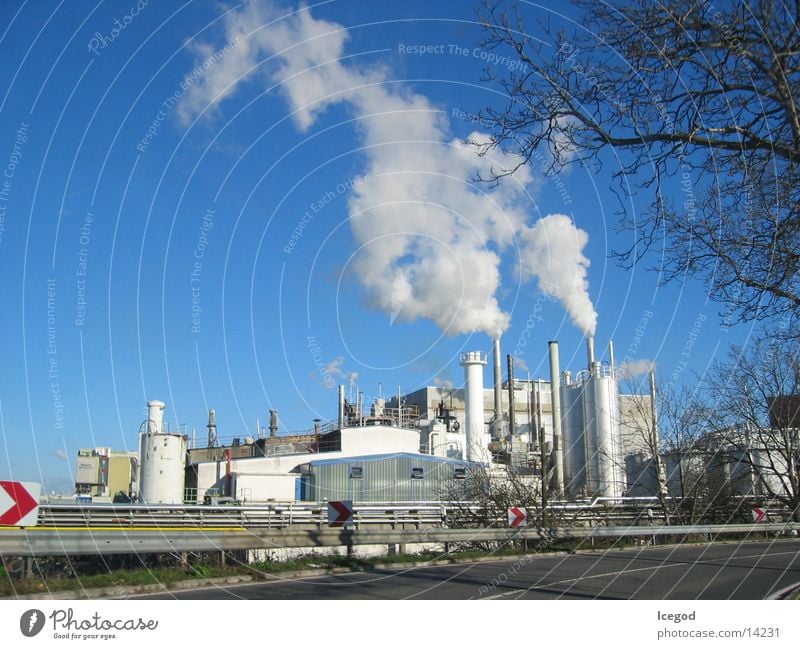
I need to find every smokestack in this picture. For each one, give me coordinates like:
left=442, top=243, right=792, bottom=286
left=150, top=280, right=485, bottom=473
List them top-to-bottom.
left=587, top=336, right=595, bottom=370
left=492, top=338, right=503, bottom=439
left=608, top=339, right=615, bottom=372
left=548, top=341, right=564, bottom=495
left=460, top=351, right=488, bottom=462
left=506, top=354, right=516, bottom=437
left=649, top=367, right=667, bottom=496
left=338, top=385, right=346, bottom=429
left=147, top=400, right=165, bottom=435
left=207, top=409, right=217, bottom=447
left=269, top=410, right=278, bottom=437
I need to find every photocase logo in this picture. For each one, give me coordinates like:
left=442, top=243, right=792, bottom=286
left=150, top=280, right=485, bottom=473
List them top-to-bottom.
left=20, top=609, right=45, bottom=637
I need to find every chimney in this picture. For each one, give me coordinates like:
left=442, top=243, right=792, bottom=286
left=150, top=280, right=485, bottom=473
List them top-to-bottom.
left=587, top=336, right=595, bottom=371
left=492, top=338, right=503, bottom=439
left=608, top=339, right=616, bottom=375
left=548, top=341, right=564, bottom=494
left=460, top=351, right=488, bottom=462
left=506, top=354, right=516, bottom=438
left=338, top=385, right=346, bottom=428
left=147, top=400, right=165, bottom=435
left=207, top=409, right=217, bottom=447
left=268, top=410, right=278, bottom=437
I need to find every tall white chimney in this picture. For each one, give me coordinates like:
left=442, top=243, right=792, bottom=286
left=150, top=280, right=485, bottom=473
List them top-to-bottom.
left=587, top=336, right=595, bottom=370
left=548, top=341, right=564, bottom=494
left=460, top=351, right=488, bottom=462
left=147, top=400, right=165, bottom=434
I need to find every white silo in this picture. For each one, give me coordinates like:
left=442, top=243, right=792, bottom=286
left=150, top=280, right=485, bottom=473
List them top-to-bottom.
left=558, top=339, right=625, bottom=498
left=460, top=351, right=489, bottom=462
left=583, top=362, right=625, bottom=497
left=560, top=372, right=587, bottom=496
left=139, top=400, right=187, bottom=504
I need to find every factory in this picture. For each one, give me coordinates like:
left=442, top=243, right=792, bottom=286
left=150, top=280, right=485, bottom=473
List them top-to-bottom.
left=101, top=335, right=663, bottom=505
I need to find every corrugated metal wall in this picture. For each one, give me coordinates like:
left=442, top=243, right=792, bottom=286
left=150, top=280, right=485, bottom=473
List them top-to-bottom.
left=304, top=456, right=469, bottom=502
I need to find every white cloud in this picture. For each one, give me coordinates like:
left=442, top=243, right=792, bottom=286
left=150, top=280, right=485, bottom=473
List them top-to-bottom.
left=53, top=449, right=68, bottom=460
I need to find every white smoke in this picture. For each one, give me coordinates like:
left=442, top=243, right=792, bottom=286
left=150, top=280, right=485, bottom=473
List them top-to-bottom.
left=178, top=3, right=596, bottom=337
left=520, top=214, right=597, bottom=336
left=617, top=358, right=655, bottom=378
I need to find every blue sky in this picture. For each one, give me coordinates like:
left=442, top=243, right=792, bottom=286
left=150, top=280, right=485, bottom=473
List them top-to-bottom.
left=0, top=1, right=757, bottom=493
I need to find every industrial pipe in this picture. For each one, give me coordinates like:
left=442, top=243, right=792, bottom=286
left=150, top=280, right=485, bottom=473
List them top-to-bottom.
left=492, top=338, right=503, bottom=439
left=548, top=341, right=564, bottom=495
left=506, top=354, right=516, bottom=438
left=338, top=385, right=345, bottom=429
left=207, top=409, right=217, bottom=447
left=269, top=410, right=278, bottom=438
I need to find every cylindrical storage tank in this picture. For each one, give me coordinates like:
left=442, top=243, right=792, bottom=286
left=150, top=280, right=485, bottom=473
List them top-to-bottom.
left=460, top=351, right=488, bottom=462
left=584, top=369, right=625, bottom=497
left=582, top=373, right=601, bottom=493
left=560, top=380, right=586, bottom=496
left=139, top=401, right=187, bottom=504
left=139, top=432, right=187, bottom=504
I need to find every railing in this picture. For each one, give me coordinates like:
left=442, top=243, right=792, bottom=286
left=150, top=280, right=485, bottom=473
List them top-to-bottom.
left=28, top=498, right=793, bottom=531
left=1, top=520, right=797, bottom=558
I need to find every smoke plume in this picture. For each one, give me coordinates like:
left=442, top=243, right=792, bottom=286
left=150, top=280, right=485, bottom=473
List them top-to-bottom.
left=178, top=3, right=597, bottom=337
left=520, top=214, right=597, bottom=336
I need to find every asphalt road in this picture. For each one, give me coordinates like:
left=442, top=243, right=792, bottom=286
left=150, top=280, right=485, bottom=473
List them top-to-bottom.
left=131, top=540, right=800, bottom=600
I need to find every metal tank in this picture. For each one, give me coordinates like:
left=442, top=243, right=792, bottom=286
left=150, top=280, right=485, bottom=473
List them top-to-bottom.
left=585, top=364, right=625, bottom=496
left=560, top=375, right=586, bottom=496
left=139, top=400, right=187, bottom=504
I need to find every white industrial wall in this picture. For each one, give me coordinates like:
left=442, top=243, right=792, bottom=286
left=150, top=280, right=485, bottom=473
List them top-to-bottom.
left=193, top=425, right=421, bottom=502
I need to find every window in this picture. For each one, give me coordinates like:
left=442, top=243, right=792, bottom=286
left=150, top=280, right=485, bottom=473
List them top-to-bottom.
left=350, top=466, right=363, bottom=479
left=411, top=467, right=424, bottom=479
left=453, top=467, right=467, bottom=479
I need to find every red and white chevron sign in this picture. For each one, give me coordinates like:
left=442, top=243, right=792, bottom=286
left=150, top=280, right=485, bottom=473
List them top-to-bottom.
left=0, top=481, right=40, bottom=527
left=328, top=500, right=354, bottom=527
left=508, top=506, right=527, bottom=528
left=752, top=507, right=768, bottom=523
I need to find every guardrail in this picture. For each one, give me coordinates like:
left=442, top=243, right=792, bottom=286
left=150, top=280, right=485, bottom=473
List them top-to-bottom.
left=30, top=499, right=790, bottom=530
left=0, top=523, right=797, bottom=558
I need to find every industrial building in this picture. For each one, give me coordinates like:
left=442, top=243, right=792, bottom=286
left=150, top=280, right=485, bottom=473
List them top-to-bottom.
left=71, top=332, right=798, bottom=515
left=122, top=336, right=657, bottom=505
left=74, top=447, right=138, bottom=501
left=295, top=452, right=472, bottom=502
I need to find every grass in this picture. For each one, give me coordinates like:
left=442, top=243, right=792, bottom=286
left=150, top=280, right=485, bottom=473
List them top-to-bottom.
left=0, top=564, right=243, bottom=597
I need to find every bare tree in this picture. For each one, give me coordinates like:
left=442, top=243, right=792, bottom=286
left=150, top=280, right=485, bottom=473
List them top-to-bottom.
left=477, top=0, right=800, bottom=328
left=702, top=336, right=800, bottom=521
left=618, top=371, right=721, bottom=524
left=441, top=463, right=572, bottom=535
